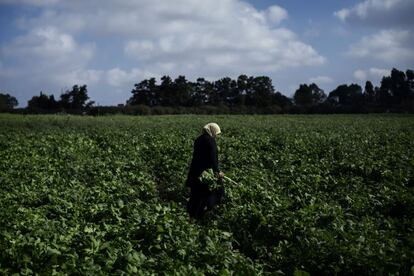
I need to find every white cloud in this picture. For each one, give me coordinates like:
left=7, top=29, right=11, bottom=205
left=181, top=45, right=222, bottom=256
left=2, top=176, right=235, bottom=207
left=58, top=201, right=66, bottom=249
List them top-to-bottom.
left=1, top=0, right=326, bottom=105
left=9, top=0, right=324, bottom=77
left=334, top=0, right=414, bottom=27
left=335, top=0, right=402, bottom=21
left=111, top=1, right=323, bottom=75
left=336, top=1, right=414, bottom=67
left=265, top=5, right=288, bottom=25
left=334, top=9, right=350, bottom=21
left=1, top=26, right=98, bottom=90
left=2, top=26, right=94, bottom=64
left=7, top=26, right=76, bottom=55
left=124, top=27, right=325, bottom=79
left=347, top=29, right=414, bottom=63
left=124, top=41, right=155, bottom=60
left=353, top=67, right=390, bottom=82
left=369, top=67, right=390, bottom=77
left=106, top=68, right=157, bottom=88
left=53, top=69, right=103, bottom=87
left=354, top=70, right=368, bottom=81
left=309, top=76, right=334, bottom=84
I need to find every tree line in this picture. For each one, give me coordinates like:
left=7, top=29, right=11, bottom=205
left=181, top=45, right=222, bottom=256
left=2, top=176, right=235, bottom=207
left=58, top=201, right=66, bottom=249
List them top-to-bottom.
left=1, top=68, right=413, bottom=114
left=0, top=85, right=94, bottom=114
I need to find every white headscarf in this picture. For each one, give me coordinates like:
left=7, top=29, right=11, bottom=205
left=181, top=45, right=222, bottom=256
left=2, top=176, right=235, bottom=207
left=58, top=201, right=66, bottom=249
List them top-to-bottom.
left=202, top=123, right=221, bottom=137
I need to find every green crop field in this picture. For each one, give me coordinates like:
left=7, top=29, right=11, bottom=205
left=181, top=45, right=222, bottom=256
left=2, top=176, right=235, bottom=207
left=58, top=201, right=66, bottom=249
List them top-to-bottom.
left=0, top=114, right=413, bottom=275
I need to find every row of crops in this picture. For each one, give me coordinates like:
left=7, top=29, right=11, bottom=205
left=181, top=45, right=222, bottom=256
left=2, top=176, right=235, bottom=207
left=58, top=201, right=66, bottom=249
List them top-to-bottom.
left=0, top=114, right=413, bottom=275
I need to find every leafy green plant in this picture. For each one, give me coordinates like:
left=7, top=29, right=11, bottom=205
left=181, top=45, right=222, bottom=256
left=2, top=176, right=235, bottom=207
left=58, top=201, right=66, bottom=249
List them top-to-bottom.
left=0, top=114, right=413, bottom=275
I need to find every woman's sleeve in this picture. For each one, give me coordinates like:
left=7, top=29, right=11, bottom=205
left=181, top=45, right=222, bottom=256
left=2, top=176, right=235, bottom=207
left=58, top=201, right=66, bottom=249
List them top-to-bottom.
left=209, top=137, right=219, bottom=173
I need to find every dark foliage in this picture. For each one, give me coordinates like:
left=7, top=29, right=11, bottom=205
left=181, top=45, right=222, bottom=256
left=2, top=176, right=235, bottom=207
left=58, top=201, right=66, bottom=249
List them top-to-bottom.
left=2, top=68, right=414, bottom=114
left=127, top=74, right=290, bottom=109
left=293, top=83, right=326, bottom=106
left=26, top=85, right=94, bottom=114
left=28, top=92, right=59, bottom=113
left=0, top=93, right=18, bottom=112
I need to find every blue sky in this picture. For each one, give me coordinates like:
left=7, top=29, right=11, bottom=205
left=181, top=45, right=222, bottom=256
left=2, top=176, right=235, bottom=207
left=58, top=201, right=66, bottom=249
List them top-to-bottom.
left=0, top=0, right=413, bottom=107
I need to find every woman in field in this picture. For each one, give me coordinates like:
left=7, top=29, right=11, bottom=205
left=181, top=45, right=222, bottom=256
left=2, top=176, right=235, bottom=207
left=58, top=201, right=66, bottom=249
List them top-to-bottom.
left=186, top=123, right=225, bottom=219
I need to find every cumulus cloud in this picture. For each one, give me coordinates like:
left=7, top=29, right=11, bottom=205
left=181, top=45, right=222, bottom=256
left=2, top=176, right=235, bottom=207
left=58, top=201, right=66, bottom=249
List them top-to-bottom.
left=0, top=0, right=325, bottom=105
left=6, top=0, right=324, bottom=77
left=334, top=0, right=414, bottom=27
left=120, top=1, right=319, bottom=74
left=336, top=1, right=414, bottom=66
left=265, top=5, right=288, bottom=25
left=1, top=26, right=97, bottom=89
left=124, top=26, right=324, bottom=78
left=3, top=27, right=93, bottom=61
left=347, top=29, right=414, bottom=63
left=106, top=68, right=157, bottom=88
left=309, top=76, right=334, bottom=84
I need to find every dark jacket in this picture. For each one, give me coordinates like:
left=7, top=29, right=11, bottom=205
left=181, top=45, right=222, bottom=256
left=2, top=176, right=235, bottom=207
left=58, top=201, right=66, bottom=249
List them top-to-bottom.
left=186, top=133, right=219, bottom=187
